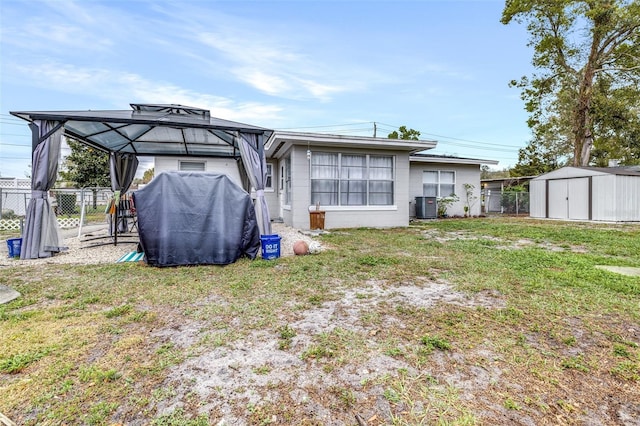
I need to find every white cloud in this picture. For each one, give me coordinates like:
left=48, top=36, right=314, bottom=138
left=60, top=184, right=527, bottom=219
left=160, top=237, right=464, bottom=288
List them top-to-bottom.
left=1, top=0, right=118, bottom=52
left=196, top=30, right=350, bottom=101
left=11, top=62, right=284, bottom=124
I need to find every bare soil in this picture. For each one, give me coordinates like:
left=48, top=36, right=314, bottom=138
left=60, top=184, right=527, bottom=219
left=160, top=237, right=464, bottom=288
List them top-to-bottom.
left=4, top=227, right=639, bottom=425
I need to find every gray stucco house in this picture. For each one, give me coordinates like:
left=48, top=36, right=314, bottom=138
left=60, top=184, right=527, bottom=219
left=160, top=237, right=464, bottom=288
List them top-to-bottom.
left=155, top=130, right=498, bottom=229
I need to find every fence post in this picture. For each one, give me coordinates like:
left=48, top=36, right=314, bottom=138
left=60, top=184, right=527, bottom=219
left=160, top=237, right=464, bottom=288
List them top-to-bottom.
left=0, top=188, right=3, bottom=220
left=78, top=188, right=86, bottom=238
left=516, top=192, right=519, bottom=215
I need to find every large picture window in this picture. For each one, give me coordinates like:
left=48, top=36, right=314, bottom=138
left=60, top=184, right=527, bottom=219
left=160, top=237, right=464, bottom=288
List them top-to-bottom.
left=311, top=153, right=394, bottom=206
left=423, top=170, right=456, bottom=197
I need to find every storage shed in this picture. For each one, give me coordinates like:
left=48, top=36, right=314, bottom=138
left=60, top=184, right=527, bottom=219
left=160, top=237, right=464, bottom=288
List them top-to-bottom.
left=530, top=167, right=640, bottom=222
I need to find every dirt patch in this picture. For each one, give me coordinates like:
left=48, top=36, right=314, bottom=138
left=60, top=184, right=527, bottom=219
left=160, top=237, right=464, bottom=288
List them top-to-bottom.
left=421, top=230, right=589, bottom=253
left=120, top=271, right=640, bottom=425
left=142, top=278, right=513, bottom=424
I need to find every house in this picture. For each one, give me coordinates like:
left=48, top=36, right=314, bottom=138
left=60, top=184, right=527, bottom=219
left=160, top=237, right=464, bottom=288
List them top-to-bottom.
left=155, top=131, right=498, bottom=229
left=530, top=166, right=640, bottom=222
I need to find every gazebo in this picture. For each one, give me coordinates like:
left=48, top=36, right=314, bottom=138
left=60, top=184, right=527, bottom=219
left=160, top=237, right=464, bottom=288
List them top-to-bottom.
left=10, top=104, right=274, bottom=260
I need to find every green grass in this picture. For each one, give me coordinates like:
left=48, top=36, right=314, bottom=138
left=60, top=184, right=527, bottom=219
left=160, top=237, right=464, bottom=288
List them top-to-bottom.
left=1, top=217, right=639, bottom=424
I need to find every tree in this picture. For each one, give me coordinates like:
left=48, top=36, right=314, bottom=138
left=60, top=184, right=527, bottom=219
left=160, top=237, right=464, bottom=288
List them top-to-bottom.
left=502, top=0, right=640, bottom=166
left=388, top=126, right=421, bottom=140
left=59, top=138, right=110, bottom=208
left=510, top=139, right=561, bottom=176
left=481, top=165, right=512, bottom=179
left=134, top=167, right=154, bottom=185
left=142, top=167, right=154, bottom=183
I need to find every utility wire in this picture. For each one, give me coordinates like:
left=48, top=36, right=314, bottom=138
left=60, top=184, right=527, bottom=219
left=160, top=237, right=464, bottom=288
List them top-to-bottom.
left=375, top=121, right=524, bottom=149
left=0, top=134, right=30, bottom=138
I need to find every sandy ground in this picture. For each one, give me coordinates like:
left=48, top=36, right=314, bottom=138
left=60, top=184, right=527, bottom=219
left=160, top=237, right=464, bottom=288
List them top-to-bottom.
left=0, top=222, right=321, bottom=267
left=3, top=226, right=639, bottom=425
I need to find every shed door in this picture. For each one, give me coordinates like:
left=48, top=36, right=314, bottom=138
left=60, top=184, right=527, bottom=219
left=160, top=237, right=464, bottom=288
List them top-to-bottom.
left=548, top=178, right=589, bottom=220
left=567, top=178, right=589, bottom=220
left=548, top=180, right=568, bottom=219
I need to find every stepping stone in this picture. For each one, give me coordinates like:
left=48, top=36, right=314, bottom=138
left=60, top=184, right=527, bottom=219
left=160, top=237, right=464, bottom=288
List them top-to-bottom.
left=595, top=265, right=640, bottom=277
left=0, top=285, right=20, bottom=305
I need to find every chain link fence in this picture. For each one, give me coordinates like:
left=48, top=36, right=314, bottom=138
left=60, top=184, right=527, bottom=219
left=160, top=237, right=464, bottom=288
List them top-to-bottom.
left=0, top=187, right=114, bottom=231
left=482, top=190, right=530, bottom=215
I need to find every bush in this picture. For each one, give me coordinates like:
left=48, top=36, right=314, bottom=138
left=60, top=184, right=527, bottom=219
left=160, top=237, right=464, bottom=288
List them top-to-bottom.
left=1, top=209, right=19, bottom=220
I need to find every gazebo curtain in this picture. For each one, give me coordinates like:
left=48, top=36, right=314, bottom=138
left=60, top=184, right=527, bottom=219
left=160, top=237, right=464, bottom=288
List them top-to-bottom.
left=20, top=120, right=66, bottom=259
left=238, top=132, right=272, bottom=235
left=109, top=152, right=139, bottom=232
left=109, top=152, right=139, bottom=193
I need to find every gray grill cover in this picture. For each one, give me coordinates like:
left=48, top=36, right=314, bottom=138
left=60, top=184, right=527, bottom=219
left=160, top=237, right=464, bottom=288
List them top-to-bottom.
left=132, top=172, right=260, bottom=266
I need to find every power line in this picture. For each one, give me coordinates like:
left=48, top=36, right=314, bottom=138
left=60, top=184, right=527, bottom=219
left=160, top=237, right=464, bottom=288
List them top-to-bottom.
left=375, top=121, right=524, bottom=149
left=276, top=122, right=374, bottom=130
left=0, top=134, right=30, bottom=138
left=435, top=140, right=519, bottom=153
left=0, top=143, right=31, bottom=147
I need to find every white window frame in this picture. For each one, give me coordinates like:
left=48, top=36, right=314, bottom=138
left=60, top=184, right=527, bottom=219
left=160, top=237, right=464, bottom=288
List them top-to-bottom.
left=310, top=152, right=395, bottom=208
left=284, top=157, right=292, bottom=206
left=265, top=163, right=274, bottom=192
left=423, top=170, right=456, bottom=198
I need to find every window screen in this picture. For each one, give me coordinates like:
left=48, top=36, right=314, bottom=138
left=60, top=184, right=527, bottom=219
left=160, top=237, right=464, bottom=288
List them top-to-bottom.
left=179, top=161, right=206, bottom=171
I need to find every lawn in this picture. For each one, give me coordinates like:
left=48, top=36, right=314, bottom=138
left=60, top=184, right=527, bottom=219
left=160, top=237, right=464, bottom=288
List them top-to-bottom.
left=1, top=217, right=639, bottom=425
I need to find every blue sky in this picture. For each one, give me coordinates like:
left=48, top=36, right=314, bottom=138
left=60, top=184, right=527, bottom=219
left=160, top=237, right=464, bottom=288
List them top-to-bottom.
left=0, top=0, right=534, bottom=179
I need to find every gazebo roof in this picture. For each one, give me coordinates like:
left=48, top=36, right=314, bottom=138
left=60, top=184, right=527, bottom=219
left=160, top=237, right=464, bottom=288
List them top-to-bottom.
left=11, top=104, right=273, bottom=158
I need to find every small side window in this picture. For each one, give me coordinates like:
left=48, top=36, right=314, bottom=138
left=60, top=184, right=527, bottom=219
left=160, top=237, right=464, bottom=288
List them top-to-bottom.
left=179, top=161, right=206, bottom=171
left=265, top=163, right=273, bottom=189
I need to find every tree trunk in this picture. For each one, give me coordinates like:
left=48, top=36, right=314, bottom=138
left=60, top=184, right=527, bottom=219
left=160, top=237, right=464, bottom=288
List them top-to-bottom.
left=573, top=3, right=611, bottom=167
left=573, top=62, right=597, bottom=167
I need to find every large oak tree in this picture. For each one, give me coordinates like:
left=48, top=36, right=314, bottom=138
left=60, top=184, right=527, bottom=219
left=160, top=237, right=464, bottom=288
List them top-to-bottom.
left=502, top=0, right=640, bottom=167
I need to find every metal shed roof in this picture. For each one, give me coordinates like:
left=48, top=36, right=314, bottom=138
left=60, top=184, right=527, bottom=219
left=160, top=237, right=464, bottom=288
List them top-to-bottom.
left=11, top=104, right=273, bottom=158
left=532, top=166, right=640, bottom=180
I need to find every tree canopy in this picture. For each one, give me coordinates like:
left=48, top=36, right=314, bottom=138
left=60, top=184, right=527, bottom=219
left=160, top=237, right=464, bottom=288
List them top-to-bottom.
left=502, top=0, right=640, bottom=168
left=388, top=126, right=421, bottom=140
left=59, top=138, right=110, bottom=188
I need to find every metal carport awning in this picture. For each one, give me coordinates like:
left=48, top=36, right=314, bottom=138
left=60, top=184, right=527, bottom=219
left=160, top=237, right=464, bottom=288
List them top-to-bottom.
left=11, top=103, right=274, bottom=259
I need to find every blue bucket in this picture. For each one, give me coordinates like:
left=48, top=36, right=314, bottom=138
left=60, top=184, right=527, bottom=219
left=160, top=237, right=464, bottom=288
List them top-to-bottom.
left=260, top=234, right=281, bottom=260
left=6, top=238, right=22, bottom=258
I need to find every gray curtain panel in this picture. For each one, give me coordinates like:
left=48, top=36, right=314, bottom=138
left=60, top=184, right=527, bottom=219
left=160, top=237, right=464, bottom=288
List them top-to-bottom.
left=20, top=120, right=67, bottom=259
left=238, top=132, right=272, bottom=235
left=109, top=152, right=139, bottom=233
left=109, top=152, right=139, bottom=193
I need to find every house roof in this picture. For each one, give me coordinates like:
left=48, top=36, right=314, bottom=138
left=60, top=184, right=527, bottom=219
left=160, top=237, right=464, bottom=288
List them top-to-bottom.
left=11, top=104, right=273, bottom=158
left=265, top=130, right=437, bottom=158
left=410, top=153, right=499, bottom=166
left=532, top=166, right=640, bottom=180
